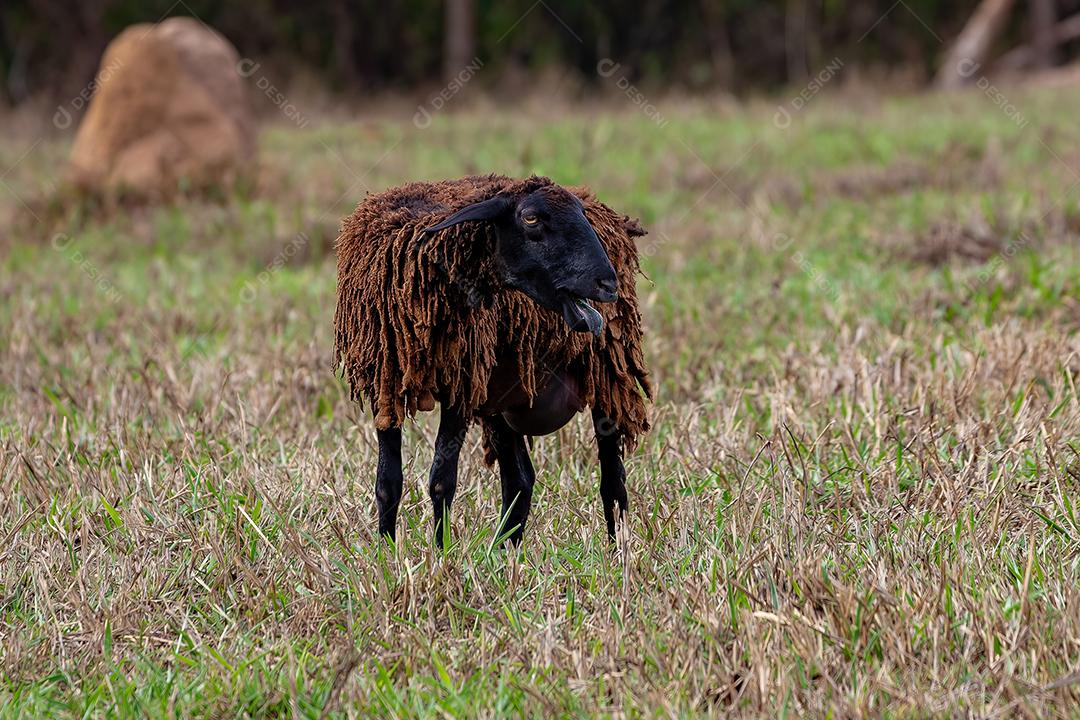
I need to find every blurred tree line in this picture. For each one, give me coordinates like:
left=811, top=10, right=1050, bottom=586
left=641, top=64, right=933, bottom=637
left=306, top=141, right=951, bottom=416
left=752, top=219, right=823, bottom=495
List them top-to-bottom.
left=3, top=0, right=1079, bottom=106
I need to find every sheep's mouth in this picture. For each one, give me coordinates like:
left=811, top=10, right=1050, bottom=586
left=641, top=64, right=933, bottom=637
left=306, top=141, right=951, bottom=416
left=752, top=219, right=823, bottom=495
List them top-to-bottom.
left=559, top=295, right=604, bottom=336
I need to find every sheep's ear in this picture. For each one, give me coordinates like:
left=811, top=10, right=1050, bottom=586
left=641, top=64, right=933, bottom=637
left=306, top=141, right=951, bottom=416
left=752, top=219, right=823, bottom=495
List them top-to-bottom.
left=423, top=196, right=512, bottom=233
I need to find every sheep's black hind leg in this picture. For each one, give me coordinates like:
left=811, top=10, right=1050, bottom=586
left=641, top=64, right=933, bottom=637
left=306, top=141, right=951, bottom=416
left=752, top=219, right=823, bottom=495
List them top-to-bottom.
left=429, top=406, right=467, bottom=549
left=593, top=408, right=628, bottom=541
left=489, top=416, right=536, bottom=546
left=376, top=427, right=404, bottom=542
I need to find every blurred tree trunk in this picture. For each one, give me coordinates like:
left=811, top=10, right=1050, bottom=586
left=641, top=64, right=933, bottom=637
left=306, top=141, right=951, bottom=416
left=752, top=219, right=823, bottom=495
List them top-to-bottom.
left=52, top=0, right=106, bottom=105
left=331, top=0, right=358, bottom=87
left=444, top=0, right=475, bottom=84
left=698, top=0, right=734, bottom=89
left=786, top=0, right=808, bottom=83
left=805, top=0, right=823, bottom=75
left=936, top=0, right=1017, bottom=88
left=1030, top=0, right=1057, bottom=69
left=996, top=10, right=1080, bottom=71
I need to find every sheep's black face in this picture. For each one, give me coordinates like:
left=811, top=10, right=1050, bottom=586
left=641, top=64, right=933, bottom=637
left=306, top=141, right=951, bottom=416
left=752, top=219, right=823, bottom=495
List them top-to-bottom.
left=423, top=186, right=618, bottom=336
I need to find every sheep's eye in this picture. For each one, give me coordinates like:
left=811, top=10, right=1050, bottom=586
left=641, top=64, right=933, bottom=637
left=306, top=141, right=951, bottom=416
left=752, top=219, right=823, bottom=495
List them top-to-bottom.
left=522, top=214, right=539, bottom=226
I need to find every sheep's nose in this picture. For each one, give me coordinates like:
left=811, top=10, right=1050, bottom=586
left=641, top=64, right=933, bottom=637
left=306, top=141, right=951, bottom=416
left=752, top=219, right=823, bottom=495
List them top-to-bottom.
left=595, top=274, right=618, bottom=301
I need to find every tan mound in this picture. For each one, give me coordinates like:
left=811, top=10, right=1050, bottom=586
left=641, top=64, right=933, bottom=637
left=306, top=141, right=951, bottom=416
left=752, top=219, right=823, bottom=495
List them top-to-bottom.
left=69, top=17, right=255, bottom=196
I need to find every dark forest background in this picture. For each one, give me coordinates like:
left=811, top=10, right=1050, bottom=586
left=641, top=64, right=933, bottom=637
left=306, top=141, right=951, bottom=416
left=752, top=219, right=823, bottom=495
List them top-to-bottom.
left=3, top=0, right=1080, bottom=106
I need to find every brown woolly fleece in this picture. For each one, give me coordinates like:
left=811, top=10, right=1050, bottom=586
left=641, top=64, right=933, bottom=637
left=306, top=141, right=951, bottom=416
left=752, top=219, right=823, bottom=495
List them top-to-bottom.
left=334, top=175, right=652, bottom=458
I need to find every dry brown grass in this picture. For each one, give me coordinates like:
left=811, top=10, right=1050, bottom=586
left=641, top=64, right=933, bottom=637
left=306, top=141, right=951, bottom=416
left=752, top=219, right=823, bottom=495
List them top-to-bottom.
left=1, top=88, right=1079, bottom=716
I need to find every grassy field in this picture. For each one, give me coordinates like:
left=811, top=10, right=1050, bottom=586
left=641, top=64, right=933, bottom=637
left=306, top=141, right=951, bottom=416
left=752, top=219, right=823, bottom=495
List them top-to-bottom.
left=1, top=84, right=1079, bottom=717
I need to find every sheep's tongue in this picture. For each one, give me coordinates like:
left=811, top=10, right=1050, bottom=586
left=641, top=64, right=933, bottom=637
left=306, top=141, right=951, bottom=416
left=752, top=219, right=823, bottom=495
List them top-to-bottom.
left=561, top=297, right=604, bottom=336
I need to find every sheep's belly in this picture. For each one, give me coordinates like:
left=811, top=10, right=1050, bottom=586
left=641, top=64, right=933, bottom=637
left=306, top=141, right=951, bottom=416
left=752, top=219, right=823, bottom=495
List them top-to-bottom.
left=480, top=366, right=585, bottom=436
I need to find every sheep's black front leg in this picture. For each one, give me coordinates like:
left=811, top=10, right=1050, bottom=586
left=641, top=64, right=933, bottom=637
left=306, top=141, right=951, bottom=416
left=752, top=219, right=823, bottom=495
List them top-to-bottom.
left=429, top=406, right=467, bottom=548
left=593, top=408, right=628, bottom=541
left=489, top=415, right=536, bottom=546
left=376, top=427, right=404, bottom=541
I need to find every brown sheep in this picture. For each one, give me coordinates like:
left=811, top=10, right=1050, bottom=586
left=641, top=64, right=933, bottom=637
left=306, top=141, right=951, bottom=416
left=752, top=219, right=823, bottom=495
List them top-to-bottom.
left=335, top=174, right=651, bottom=547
